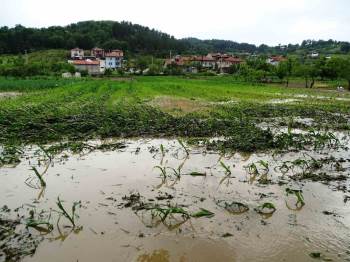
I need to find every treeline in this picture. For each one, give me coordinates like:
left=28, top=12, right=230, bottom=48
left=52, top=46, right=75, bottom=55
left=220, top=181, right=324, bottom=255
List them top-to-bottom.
left=0, top=21, right=186, bottom=56
left=1, top=21, right=350, bottom=56
left=180, top=38, right=257, bottom=55
left=182, top=39, right=350, bottom=55
left=228, top=56, right=350, bottom=89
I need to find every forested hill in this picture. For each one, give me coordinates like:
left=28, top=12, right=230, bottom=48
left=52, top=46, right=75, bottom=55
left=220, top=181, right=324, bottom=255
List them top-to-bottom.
left=0, top=20, right=350, bottom=56
left=0, top=21, right=186, bottom=56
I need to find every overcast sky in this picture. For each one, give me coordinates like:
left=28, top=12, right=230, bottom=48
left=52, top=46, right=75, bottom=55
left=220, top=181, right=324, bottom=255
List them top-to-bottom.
left=1, top=0, right=349, bottom=46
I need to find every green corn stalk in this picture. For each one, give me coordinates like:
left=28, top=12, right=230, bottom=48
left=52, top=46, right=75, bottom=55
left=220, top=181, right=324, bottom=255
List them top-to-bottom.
left=178, top=139, right=189, bottom=155
left=160, top=144, right=165, bottom=157
left=220, top=161, right=232, bottom=175
left=154, top=165, right=168, bottom=178
left=31, top=166, right=46, bottom=187
left=167, top=167, right=181, bottom=178
left=286, top=188, right=305, bottom=206
left=56, top=197, right=80, bottom=228
left=151, top=206, right=190, bottom=222
left=191, top=208, right=215, bottom=218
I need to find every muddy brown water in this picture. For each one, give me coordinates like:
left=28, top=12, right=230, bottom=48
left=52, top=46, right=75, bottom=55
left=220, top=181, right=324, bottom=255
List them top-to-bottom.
left=1, top=138, right=350, bottom=262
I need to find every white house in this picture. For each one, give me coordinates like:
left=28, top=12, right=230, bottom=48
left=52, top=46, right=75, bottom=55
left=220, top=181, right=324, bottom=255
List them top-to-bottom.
left=71, top=48, right=84, bottom=59
left=105, top=50, right=124, bottom=69
left=310, top=52, right=319, bottom=58
left=193, top=55, right=216, bottom=68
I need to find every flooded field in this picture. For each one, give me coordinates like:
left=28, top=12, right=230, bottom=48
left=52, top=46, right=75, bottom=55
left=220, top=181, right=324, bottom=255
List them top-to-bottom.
left=1, top=134, right=350, bottom=262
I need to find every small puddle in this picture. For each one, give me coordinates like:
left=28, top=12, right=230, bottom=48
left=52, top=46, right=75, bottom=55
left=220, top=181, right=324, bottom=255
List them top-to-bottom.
left=268, top=98, right=301, bottom=104
left=1, top=138, right=350, bottom=262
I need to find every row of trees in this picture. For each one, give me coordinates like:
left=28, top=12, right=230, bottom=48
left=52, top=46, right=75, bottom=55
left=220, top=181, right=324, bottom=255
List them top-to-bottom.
left=228, top=56, right=350, bottom=89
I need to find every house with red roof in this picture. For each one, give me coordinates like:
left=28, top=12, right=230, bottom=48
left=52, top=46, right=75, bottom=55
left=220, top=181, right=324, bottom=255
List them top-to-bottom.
left=164, top=53, right=244, bottom=73
left=217, top=56, right=243, bottom=72
left=266, top=56, right=286, bottom=66
left=72, top=60, right=101, bottom=75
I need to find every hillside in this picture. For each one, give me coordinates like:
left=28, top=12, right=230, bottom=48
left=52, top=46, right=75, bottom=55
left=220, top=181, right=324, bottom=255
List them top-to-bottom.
left=0, top=21, right=350, bottom=57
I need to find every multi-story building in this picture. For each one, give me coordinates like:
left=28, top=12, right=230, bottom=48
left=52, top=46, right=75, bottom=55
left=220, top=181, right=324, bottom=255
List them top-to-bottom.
left=91, top=47, right=105, bottom=59
left=70, top=48, right=84, bottom=59
left=105, top=50, right=124, bottom=69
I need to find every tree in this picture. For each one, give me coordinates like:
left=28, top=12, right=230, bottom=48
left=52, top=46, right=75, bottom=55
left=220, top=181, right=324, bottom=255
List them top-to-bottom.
left=102, top=40, right=128, bottom=51
left=340, top=42, right=350, bottom=53
left=136, top=56, right=149, bottom=73
left=321, top=58, right=338, bottom=80
left=331, top=58, right=350, bottom=90
left=293, top=60, right=319, bottom=88
left=275, top=62, right=288, bottom=83
left=227, top=64, right=240, bottom=74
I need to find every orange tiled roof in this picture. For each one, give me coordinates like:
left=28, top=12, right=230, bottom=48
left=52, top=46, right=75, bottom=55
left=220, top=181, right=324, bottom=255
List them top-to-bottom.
left=105, top=50, right=124, bottom=57
left=193, top=55, right=215, bottom=62
left=270, top=56, right=286, bottom=62
left=224, top=57, right=243, bottom=63
left=73, top=60, right=99, bottom=65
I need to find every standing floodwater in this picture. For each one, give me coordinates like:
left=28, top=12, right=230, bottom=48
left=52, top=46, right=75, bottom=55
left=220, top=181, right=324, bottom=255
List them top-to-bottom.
left=1, top=137, right=350, bottom=262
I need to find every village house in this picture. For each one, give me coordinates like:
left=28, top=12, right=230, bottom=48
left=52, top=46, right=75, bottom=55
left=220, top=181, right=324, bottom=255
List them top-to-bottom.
left=67, top=47, right=125, bottom=75
left=91, top=47, right=105, bottom=59
left=70, top=48, right=84, bottom=59
left=105, top=50, right=124, bottom=69
left=309, top=51, right=319, bottom=58
left=164, top=53, right=243, bottom=72
left=164, top=55, right=198, bottom=73
left=164, top=55, right=190, bottom=67
left=193, top=55, right=217, bottom=68
left=217, top=56, right=243, bottom=73
left=266, top=56, right=286, bottom=66
left=72, top=60, right=101, bottom=75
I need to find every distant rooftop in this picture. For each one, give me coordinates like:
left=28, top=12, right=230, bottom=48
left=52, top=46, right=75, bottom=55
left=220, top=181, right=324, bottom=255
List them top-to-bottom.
left=73, top=60, right=99, bottom=65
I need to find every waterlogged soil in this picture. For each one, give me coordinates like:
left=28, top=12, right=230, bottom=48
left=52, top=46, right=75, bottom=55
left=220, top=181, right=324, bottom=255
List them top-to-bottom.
left=1, top=138, right=350, bottom=262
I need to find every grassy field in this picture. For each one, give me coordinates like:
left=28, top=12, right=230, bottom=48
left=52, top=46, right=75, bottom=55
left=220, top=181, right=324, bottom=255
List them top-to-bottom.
left=0, top=49, right=68, bottom=65
left=0, top=76, right=349, bottom=148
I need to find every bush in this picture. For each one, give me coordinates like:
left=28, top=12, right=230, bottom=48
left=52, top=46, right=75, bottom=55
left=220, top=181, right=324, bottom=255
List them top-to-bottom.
left=104, top=68, right=113, bottom=76
left=117, top=68, right=125, bottom=76
left=79, top=70, right=88, bottom=77
left=197, top=71, right=217, bottom=76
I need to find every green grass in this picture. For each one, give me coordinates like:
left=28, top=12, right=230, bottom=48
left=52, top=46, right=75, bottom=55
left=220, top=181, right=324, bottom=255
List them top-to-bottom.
left=0, top=49, right=68, bottom=66
left=0, top=76, right=349, bottom=147
left=105, top=76, right=350, bottom=103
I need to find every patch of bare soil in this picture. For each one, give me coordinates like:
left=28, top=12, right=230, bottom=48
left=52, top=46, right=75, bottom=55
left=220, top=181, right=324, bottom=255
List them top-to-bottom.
left=0, top=92, right=21, bottom=99
left=149, top=96, right=210, bottom=114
